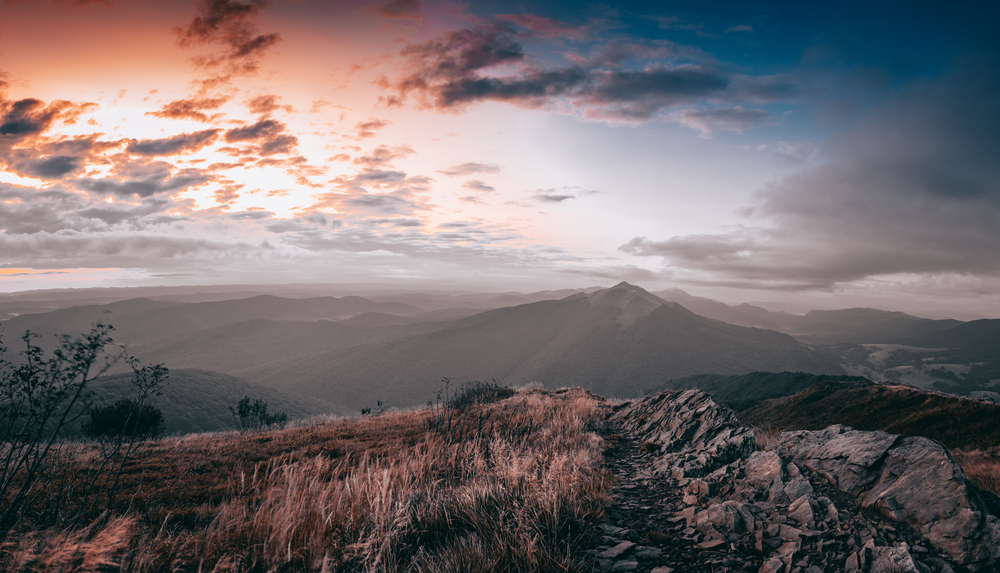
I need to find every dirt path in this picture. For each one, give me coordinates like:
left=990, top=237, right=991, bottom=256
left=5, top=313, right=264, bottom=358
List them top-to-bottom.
left=592, top=424, right=764, bottom=573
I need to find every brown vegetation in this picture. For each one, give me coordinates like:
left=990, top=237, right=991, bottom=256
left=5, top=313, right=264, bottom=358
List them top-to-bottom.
left=738, top=380, right=1000, bottom=451
left=739, top=380, right=1000, bottom=496
left=1, top=388, right=611, bottom=572
left=952, top=448, right=1000, bottom=495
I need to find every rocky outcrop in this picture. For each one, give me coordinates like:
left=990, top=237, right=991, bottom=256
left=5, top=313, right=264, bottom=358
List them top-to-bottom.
left=611, top=389, right=756, bottom=478
left=603, top=390, right=1000, bottom=572
left=780, top=426, right=1000, bottom=566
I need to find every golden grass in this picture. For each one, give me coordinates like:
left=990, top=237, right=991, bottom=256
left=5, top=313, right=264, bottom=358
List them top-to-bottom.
left=2, top=388, right=611, bottom=572
left=750, top=424, right=781, bottom=450
left=952, top=447, right=1000, bottom=496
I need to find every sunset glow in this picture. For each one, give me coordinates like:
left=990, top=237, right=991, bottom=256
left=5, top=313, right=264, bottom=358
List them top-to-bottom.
left=1, top=0, right=998, bottom=317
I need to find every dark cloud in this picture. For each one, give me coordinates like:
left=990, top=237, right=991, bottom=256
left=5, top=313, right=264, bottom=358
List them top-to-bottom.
left=175, top=0, right=281, bottom=75
left=365, top=0, right=422, bottom=24
left=382, top=24, right=793, bottom=123
left=621, top=65, right=1000, bottom=289
left=147, top=97, right=228, bottom=122
left=0, top=98, right=95, bottom=147
left=224, top=118, right=297, bottom=155
left=127, top=129, right=220, bottom=156
left=28, top=155, right=81, bottom=178
left=438, top=162, right=500, bottom=176
left=79, top=167, right=209, bottom=198
left=462, top=180, right=495, bottom=193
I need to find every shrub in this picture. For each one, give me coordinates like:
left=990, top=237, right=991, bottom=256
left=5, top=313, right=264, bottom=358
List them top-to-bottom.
left=446, top=379, right=515, bottom=412
left=230, top=396, right=287, bottom=431
left=82, top=399, right=165, bottom=440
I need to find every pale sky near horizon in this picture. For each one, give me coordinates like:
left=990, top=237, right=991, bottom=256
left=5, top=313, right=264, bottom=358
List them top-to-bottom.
left=1, top=0, right=998, bottom=319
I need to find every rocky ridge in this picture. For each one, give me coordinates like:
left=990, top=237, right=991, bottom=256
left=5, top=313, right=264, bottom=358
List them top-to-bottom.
left=593, top=389, right=1000, bottom=573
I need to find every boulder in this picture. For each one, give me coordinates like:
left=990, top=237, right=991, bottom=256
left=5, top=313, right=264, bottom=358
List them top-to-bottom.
left=781, top=426, right=1000, bottom=566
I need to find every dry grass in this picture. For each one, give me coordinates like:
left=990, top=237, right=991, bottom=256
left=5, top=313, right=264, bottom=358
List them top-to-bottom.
left=1, top=388, right=611, bottom=572
left=750, top=424, right=781, bottom=450
left=952, top=447, right=1000, bottom=496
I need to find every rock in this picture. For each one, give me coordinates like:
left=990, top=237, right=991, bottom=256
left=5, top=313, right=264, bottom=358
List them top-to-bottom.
left=611, top=389, right=756, bottom=478
left=779, top=425, right=898, bottom=495
left=782, top=425, right=1000, bottom=566
left=862, top=436, right=1000, bottom=565
left=746, top=451, right=783, bottom=489
left=788, top=496, right=815, bottom=529
left=696, top=538, right=727, bottom=550
left=597, top=541, right=635, bottom=560
left=871, top=545, right=920, bottom=573
left=634, top=547, right=663, bottom=561
left=760, top=557, right=785, bottom=573
left=611, top=561, right=638, bottom=572
left=650, top=568, right=674, bottom=573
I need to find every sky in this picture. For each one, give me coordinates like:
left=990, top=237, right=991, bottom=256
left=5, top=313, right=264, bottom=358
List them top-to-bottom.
left=0, top=0, right=998, bottom=318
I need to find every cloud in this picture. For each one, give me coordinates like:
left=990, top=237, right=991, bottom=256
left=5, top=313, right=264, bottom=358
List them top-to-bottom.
left=175, top=0, right=281, bottom=75
left=364, top=0, right=422, bottom=24
left=496, top=14, right=585, bottom=39
left=382, top=24, right=794, bottom=122
left=725, top=25, right=752, bottom=34
left=621, top=65, right=1000, bottom=289
left=246, top=94, right=292, bottom=115
left=147, top=97, right=228, bottom=122
left=0, top=98, right=95, bottom=148
left=669, top=106, right=775, bottom=136
left=224, top=118, right=297, bottom=155
left=354, top=118, right=391, bottom=139
left=127, top=129, right=221, bottom=156
left=352, top=145, right=414, bottom=167
left=28, top=155, right=82, bottom=178
left=438, top=162, right=500, bottom=176
left=78, top=167, right=209, bottom=198
left=462, top=180, right=496, bottom=193
left=532, top=191, right=575, bottom=203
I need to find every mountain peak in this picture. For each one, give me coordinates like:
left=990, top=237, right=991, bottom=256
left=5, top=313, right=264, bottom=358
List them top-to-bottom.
left=576, top=282, right=668, bottom=326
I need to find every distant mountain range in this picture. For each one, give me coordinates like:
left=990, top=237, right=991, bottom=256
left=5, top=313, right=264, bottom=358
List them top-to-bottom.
left=2, top=281, right=996, bottom=410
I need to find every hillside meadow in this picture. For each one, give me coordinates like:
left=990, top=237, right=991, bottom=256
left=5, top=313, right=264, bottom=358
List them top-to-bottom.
left=1, top=387, right=612, bottom=573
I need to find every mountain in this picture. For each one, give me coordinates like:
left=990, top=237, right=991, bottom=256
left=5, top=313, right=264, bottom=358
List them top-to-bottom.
left=235, top=283, right=846, bottom=409
left=0, top=295, right=425, bottom=352
left=75, top=369, right=350, bottom=437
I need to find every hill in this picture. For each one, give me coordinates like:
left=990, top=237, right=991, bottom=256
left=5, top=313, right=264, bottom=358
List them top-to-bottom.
left=236, top=283, right=845, bottom=409
left=0, top=295, right=425, bottom=353
left=78, top=369, right=350, bottom=436
left=647, top=371, right=870, bottom=411
left=738, top=379, right=1000, bottom=451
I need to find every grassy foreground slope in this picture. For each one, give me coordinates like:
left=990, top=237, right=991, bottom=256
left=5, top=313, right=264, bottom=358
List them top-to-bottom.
left=2, top=388, right=610, bottom=572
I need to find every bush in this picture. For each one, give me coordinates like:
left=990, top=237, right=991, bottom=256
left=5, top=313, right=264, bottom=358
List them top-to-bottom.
left=447, top=380, right=516, bottom=412
left=230, top=396, right=287, bottom=431
left=82, top=399, right=165, bottom=440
